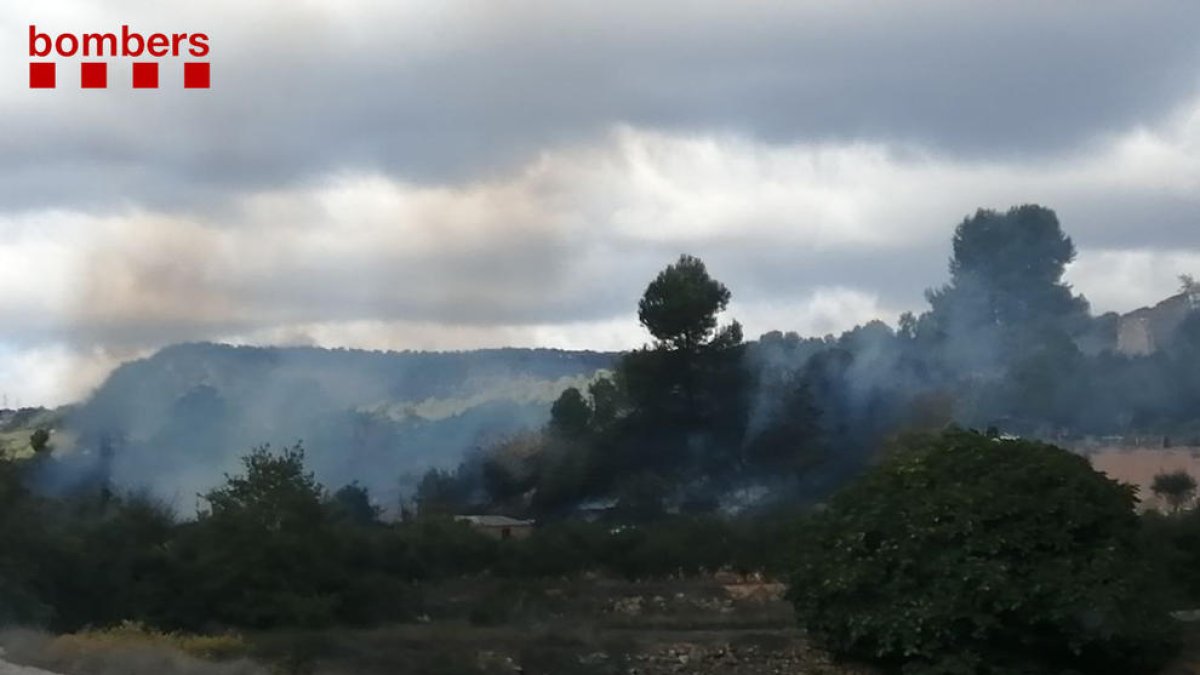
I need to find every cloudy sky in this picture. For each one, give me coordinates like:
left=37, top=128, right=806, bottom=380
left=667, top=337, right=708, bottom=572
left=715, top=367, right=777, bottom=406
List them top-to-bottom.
left=1, top=1, right=1199, bottom=405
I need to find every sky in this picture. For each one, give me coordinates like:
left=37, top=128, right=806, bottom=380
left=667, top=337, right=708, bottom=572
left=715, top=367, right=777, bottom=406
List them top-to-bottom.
left=1, top=0, right=1198, bottom=406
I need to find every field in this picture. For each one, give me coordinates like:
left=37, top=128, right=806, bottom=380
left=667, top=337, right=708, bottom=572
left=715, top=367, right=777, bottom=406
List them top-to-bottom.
left=0, top=576, right=872, bottom=675
left=6, top=576, right=1200, bottom=675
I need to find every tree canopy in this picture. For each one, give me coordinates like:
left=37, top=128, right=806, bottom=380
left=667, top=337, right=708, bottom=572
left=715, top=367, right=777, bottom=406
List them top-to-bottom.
left=941, top=205, right=1086, bottom=326
left=637, top=254, right=735, bottom=352
left=789, top=428, right=1177, bottom=674
left=1152, top=469, right=1197, bottom=513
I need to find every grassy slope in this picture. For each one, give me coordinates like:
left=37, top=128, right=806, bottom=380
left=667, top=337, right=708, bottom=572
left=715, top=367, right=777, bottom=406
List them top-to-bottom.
left=0, top=407, right=71, bottom=460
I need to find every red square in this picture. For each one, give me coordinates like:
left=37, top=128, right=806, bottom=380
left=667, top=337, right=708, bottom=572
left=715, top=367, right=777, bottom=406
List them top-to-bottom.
left=184, top=61, right=210, bottom=89
left=29, top=62, right=55, bottom=89
left=81, top=62, right=107, bottom=89
left=132, top=62, right=159, bottom=89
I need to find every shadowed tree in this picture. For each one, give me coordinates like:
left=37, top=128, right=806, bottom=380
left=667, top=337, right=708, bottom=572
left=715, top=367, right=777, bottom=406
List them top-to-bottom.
left=918, top=205, right=1091, bottom=389
left=932, top=205, right=1087, bottom=327
left=638, top=254, right=734, bottom=352
left=626, top=255, right=743, bottom=422
left=588, top=376, right=622, bottom=429
left=549, top=387, right=591, bottom=438
left=791, top=428, right=1177, bottom=674
left=29, top=429, right=50, bottom=454
left=173, top=443, right=351, bottom=628
left=1152, top=470, right=1197, bottom=514
left=330, top=481, right=382, bottom=526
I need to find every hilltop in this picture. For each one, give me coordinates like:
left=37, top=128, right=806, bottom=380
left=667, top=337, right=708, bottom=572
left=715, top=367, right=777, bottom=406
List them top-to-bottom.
left=41, top=343, right=615, bottom=508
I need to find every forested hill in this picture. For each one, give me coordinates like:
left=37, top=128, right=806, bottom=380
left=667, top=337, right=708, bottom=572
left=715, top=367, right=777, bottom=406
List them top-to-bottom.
left=49, top=343, right=615, bottom=509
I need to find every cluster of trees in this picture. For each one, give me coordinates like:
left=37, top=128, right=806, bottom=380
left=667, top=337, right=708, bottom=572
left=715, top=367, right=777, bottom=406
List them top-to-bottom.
left=420, top=204, right=1200, bottom=519
left=416, top=254, right=771, bottom=518
left=55, top=344, right=613, bottom=504
left=7, top=427, right=1200, bottom=673
left=0, top=444, right=796, bottom=632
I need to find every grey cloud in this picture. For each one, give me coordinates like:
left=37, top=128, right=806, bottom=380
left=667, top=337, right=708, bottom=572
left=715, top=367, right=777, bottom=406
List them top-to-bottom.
left=2, top=2, right=1199, bottom=212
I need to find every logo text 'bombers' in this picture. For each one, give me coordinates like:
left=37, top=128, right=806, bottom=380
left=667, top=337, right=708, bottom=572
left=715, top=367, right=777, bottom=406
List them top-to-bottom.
left=28, top=25, right=210, bottom=90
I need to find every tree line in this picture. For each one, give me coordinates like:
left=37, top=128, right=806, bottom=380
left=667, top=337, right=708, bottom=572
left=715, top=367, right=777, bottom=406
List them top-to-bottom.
left=420, top=204, right=1200, bottom=520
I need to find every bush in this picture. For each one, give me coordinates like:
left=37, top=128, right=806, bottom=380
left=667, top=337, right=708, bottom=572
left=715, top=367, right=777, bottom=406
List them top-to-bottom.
left=788, top=428, right=1178, bottom=675
left=1143, top=508, right=1200, bottom=608
left=53, top=621, right=249, bottom=661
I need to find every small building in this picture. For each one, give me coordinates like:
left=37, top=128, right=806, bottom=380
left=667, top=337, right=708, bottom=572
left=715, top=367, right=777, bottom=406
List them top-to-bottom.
left=1116, top=292, right=1195, bottom=356
left=455, top=514, right=535, bottom=540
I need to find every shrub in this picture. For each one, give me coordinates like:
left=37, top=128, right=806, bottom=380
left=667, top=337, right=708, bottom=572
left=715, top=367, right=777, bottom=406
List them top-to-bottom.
left=788, top=428, right=1178, bottom=675
left=52, top=621, right=249, bottom=661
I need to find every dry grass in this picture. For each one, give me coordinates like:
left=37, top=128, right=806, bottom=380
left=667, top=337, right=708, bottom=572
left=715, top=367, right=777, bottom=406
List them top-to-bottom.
left=52, top=622, right=248, bottom=661
left=0, top=625, right=263, bottom=675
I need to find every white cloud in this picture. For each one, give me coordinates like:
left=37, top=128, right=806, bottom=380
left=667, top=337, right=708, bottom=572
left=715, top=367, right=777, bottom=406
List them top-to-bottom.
left=1, top=1, right=1199, bottom=404
left=1066, top=249, right=1200, bottom=315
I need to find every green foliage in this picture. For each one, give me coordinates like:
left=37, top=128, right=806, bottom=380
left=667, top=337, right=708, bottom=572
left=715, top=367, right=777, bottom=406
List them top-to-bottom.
left=937, top=205, right=1087, bottom=329
left=637, top=254, right=732, bottom=352
left=587, top=376, right=622, bottom=428
left=549, top=387, right=591, bottom=438
left=29, top=428, right=51, bottom=453
left=789, top=428, right=1177, bottom=675
left=203, top=443, right=325, bottom=528
left=170, top=445, right=333, bottom=628
left=0, top=458, right=53, bottom=624
left=416, top=468, right=467, bottom=516
left=1151, top=469, right=1197, bottom=513
left=329, top=481, right=382, bottom=526
left=1143, top=508, right=1200, bottom=609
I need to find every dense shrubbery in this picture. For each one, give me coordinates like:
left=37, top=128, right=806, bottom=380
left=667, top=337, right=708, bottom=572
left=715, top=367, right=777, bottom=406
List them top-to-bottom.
left=789, top=428, right=1178, bottom=675
left=4, top=431, right=1200, bottom=673
left=0, top=445, right=800, bottom=633
left=1143, top=507, right=1200, bottom=610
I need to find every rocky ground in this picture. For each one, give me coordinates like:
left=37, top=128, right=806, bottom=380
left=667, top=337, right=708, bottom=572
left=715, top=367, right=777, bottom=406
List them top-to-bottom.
left=5, top=576, right=1200, bottom=675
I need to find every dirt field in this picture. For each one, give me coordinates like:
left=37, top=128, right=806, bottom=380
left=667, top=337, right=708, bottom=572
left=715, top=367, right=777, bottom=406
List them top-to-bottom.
left=1086, top=446, right=1200, bottom=510
left=7, top=576, right=1200, bottom=674
left=1, top=577, right=871, bottom=675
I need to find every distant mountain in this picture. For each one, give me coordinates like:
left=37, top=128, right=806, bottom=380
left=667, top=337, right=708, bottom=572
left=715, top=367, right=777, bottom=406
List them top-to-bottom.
left=48, top=343, right=615, bottom=510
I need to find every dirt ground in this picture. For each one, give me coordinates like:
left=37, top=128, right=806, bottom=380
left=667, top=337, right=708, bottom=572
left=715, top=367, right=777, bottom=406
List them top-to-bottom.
left=1084, top=446, right=1200, bottom=511
left=7, top=576, right=1200, bottom=674
left=2, top=577, right=872, bottom=675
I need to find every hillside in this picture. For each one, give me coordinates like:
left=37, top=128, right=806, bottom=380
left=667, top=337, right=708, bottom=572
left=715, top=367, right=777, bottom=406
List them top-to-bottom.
left=43, top=343, right=615, bottom=509
left=0, top=407, right=70, bottom=459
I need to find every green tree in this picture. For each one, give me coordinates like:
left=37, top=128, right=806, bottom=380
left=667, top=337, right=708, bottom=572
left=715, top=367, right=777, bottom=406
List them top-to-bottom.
left=933, top=205, right=1087, bottom=328
left=921, top=206, right=1090, bottom=380
left=637, top=254, right=734, bottom=352
left=624, top=255, right=744, bottom=423
left=587, top=376, right=622, bottom=428
left=549, top=387, right=591, bottom=438
left=29, top=428, right=50, bottom=454
left=789, top=428, right=1177, bottom=674
left=176, top=443, right=347, bottom=629
left=203, top=443, right=325, bottom=529
left=0, top=457, right=52, bottom=625
left=415, top=468, right=461, bottom=516
left=1152, top=470, right=1197, bottom=514
left=329, top=481, right=382, bottom=526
